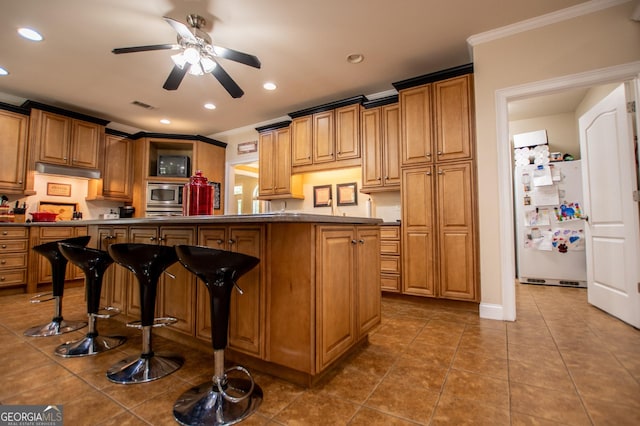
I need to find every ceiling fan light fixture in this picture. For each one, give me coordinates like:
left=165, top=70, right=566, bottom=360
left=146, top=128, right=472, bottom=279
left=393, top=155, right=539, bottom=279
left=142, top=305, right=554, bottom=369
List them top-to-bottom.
left=183, top=46, right=200, bottom=65
left=171, top=52, right=188, bottom=69
left=200, top=56, right=216, bottom=73
left=188, top=63, right=204, bottom=76
left=0, top=67, right=8, bottom=76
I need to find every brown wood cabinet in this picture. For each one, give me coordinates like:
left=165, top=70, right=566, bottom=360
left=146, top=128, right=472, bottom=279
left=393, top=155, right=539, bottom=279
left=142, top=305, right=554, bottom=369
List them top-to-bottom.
left=400, top=75, right=473, bottom=166
left=291, top=103, right=362, bottom=173
left=361, top=103, right=401, bottom=192
left=0, top=108, right=29, bottom=194
left=30, top=109, right=104, bottom=169
left=257, top=124, right=303, bottom=200
left=88, top=133, right=133, bottom=202
left=401, top=162, right=477, bottom=301
left=380, top=224, right=402, bottom=292
left=198, top=225, right=264, bottom=357
left=316, top=225, right=379, bottom=370
left=0, top=226, right=29, bottom=291
left=95, top=226, right=129, bottom=312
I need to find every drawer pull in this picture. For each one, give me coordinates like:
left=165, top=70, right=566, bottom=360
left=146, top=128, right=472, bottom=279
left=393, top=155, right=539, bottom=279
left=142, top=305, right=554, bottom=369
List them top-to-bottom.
left=1, top=245, right=6, bottom=249
left=1, top=260, right=5, bottom=264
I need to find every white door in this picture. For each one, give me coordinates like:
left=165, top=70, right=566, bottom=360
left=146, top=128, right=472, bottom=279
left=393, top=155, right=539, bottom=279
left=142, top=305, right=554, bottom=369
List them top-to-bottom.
left=578, top=83, right=640, bottom=328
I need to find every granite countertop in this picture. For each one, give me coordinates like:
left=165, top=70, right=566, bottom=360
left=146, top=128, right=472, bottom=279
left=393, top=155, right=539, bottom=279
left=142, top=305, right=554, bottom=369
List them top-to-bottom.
left=2, top=213, right=383, bottom=226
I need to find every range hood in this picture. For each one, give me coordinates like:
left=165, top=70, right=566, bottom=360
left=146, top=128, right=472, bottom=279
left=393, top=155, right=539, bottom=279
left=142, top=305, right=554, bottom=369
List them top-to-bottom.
left=35, top=162, right=101, bottom=179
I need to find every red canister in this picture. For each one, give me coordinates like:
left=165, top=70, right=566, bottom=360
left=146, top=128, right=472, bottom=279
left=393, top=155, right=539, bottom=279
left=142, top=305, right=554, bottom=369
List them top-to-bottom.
left=183, top=170, right=213, bottom=216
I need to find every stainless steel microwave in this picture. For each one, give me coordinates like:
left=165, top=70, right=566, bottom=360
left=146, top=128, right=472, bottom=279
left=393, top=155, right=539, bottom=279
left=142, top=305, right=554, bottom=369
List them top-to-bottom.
left=146, top=183, right=183, bottom=216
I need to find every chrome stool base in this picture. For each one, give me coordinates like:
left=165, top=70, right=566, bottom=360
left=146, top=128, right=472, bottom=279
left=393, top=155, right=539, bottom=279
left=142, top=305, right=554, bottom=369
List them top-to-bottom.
left=23, top=319, right=87, bottom=337
left=55, top=334, right=126, bottom=357
left=106, top=352, right=184, bottom=384
left=173, top=378, right=263, bottom=426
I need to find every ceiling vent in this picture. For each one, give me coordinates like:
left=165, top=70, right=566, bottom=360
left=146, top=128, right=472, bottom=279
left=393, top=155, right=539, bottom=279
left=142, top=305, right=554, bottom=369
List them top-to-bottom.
left=131, top=100, right=155, bottom=110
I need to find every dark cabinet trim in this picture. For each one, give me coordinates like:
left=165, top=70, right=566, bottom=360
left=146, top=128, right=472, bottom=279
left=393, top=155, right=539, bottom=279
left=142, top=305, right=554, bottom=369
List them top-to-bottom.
left=392, top=63, right=474, bottom=91
left=288, top=95, right=366, bottom=118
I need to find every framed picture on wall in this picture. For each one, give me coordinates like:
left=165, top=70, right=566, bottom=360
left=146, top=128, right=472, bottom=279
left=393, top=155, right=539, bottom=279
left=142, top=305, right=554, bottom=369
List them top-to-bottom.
left=337, top=182, right=358, bottom=206
left=313, top=185, right=332, bottom=207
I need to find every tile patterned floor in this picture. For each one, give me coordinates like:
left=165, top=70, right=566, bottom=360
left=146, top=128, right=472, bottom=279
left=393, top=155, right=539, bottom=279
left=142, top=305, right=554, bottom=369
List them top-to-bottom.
left=1, top=282, right=639, bottom=425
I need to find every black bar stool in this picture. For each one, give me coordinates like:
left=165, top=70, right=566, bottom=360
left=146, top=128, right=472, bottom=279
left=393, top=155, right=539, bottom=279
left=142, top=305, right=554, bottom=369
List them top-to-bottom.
left=24, top=236, right=91, bottom=337
left=54, top=243, right=126, bottom=357
left=106, top=243, right=184, bottom=384
left=172, top=245, right=262, bottom=426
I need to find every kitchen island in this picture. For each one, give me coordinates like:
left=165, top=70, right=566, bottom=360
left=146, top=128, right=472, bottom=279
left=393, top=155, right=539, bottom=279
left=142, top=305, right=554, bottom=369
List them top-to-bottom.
left=40, top=213, right=381, bottom=386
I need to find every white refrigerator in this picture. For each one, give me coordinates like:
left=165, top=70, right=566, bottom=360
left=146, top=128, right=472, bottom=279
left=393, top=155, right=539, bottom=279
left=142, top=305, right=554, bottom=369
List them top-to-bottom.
left=514, top=160, right=587, bottom=288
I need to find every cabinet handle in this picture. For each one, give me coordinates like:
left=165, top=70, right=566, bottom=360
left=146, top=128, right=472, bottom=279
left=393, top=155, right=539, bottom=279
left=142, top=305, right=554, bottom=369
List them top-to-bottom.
left=437, top=151, right=443, bottom=155
left=425, top=153, right=431, bottom=157
left=307, top=156, right=311, bottom=160
left=438, top=170, right=444, bottom=175
left=426, top=171, right=431, bottom=176
left=384, top=176, right=389, bottom=180
left=377, top=177, right=382, bottom=181
left=18, top=180, right=23, bottom=184
left=2, top=231, right=7, bottom=235
left=149, top=236, right=156, bottom=241
left=158, top=237, right=165, bottom=243
left=216, top=239, right=224, bottom=245
left=228, top=239, right=235, bottom=245
left=351, top=239, right=357, bottom=245
left=358, top=239, right=365, bottom=244
left=1, top=245, right=6, bottom=249
left=1, top=260, right=6, bottom=264
left=0, top=277, right=4, bottom=281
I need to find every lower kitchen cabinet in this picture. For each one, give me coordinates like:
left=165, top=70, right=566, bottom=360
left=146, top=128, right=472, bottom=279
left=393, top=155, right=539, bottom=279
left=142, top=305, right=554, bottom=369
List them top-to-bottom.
left=380, top=224, right=402, bottom=293
left=198, top=225, right=264, bottom=357
left=0, top=226, right=29, bottom=291
left=95, top=226, right=129, bottom=312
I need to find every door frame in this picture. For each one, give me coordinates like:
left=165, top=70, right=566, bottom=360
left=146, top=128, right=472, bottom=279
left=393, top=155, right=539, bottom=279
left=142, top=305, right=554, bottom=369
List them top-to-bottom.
left=490, top=60, right=640, bottom=321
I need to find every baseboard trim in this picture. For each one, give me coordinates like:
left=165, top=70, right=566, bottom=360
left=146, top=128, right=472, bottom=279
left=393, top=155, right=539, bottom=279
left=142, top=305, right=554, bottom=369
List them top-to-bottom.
left=479, top=302, right=505, bottom=321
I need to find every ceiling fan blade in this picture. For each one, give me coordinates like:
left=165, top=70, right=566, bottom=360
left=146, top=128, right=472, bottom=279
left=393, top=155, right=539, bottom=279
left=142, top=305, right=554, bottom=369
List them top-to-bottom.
left=163, top=16, right=197, bottom=42
left=112, top=44, right=178, bottom=54
left=213, top=46, right=261, bottom=68
left=211, top=62, right=244, bottom=98
left=163, top=65, right=188, bottom=91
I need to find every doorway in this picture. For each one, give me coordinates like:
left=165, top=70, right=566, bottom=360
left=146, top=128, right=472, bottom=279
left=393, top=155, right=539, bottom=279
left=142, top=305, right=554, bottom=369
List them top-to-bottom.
left=494, top=61, right=640, bottom=322
left=227, top=162, right=265, bottom=215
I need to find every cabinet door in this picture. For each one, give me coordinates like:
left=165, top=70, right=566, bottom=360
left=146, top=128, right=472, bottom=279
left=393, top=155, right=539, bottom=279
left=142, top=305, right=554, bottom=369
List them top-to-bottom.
left=434, top=75, right=473, bottom=162
left=400, top=85, right=433, bottom=166
left=335, top=104, right=360, bottom=161
left=382, top=104, right=401, bottom=187
left=361, top=107, right=383, bottom=189
left=0, top=110, right=28, bottom=192
left=38, top=111, right=71, bottom=165
left=313, top=111, right=335, bottom=164
left=291, top=116, right=313, bottom=166
left=70, top=120, right=102, bottom=168
left=273, top=127, right=293, bottom=194
left=258, top=131, right=276, bottom=195
left=102, top=134, right=133, bottom=200
left=437, top=161, right=476, bottom=300
left=402, top=167, right=435, bottom=296
left=97, top=226, right=129, bottom=311
left=127, top=226, right=159, bottom=317
left=316, top=226, right=356, bottom=370
left=356, top=226, right=380, bottom=337
left=159, top=227, right=196, bottom=335
left=196, top=227, right=227, bottom=341
left=228, top=227, right=263, bottom=357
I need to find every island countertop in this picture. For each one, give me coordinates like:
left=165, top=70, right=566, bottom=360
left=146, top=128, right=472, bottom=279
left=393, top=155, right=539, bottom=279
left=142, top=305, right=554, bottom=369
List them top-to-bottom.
left=6, top=212, right=382, bottom=226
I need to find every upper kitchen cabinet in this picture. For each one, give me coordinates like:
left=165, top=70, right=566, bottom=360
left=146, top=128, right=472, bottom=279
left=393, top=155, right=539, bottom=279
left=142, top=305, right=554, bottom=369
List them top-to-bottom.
left=394, top=66, right=475, bottom=166
left=290, top=96, right=365, bottom=173
left=360, top=97, right=401, bottom=193
left=26, top=103, right=107, bottom=170
left=0, top=104, right=29, bottom=194
left=256, top=121, right=303, bottom=200
left=87, top=130, right=134, bottom=202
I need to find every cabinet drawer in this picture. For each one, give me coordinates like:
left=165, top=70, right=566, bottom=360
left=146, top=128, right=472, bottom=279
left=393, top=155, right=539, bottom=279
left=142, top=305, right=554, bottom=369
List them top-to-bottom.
left=39, top=226, right=74, bottom=239
left=380, top=226, right=400, bottom=240
left=0, top=227, right=29, bottom=239
left=0, top=240, right=29, bottom=252
left=380, top=240, right=401, bottom=255
left=0, top=252, right=28, bottom=269
left=381, top=255, right=401, bottom=273
left=0, top=269, right=27, bottom=287
left=381, top=274, right=401, bottom=292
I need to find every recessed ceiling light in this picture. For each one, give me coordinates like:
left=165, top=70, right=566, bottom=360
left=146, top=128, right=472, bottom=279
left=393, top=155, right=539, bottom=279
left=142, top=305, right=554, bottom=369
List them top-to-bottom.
left=17, top=27, right=43, bottom=42
left=347, top=53, right=364, bottom=64
left=0, top=67, right=8, bottom=76
left=263, top=82, right=277, bottom=91
left=204, top=103, right=216, bottom=110
left=160, top=119, right=171, bottom=125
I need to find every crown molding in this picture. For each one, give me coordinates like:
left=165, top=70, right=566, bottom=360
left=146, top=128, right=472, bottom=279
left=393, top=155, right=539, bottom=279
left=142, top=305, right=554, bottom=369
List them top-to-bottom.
left=467, top=0, right=631, bottom=50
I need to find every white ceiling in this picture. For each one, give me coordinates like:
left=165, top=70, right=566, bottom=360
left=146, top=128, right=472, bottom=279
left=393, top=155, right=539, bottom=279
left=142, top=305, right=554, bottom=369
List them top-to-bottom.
left=0, top=0, right=588, bottom=136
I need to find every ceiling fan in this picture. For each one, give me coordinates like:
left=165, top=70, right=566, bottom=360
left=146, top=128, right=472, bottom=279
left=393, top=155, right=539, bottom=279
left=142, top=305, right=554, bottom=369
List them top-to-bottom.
left=112, top=14, right=261, bottom=98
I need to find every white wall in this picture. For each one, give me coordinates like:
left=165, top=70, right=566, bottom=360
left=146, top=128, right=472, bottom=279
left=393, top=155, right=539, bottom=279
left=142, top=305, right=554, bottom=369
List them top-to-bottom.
left=509, top=112, right=580, bottom=160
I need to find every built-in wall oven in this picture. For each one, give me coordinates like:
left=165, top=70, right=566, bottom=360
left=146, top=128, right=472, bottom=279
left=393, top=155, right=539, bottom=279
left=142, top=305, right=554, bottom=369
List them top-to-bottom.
left=146, top=183, right=183, bottom=216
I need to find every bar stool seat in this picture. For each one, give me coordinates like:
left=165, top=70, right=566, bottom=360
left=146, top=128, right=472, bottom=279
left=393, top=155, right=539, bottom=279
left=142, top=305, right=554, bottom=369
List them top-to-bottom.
left=24, top=236, right=91, bottom=337
left=54, top=243, right=126, bottom=357
left=106, top=243, right=184, bottom=384
left=172, top=245, right=262, bottom=426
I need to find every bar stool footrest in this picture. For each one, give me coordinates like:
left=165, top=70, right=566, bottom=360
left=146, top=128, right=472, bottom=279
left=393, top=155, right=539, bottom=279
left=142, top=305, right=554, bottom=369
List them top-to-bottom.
left=29, top=292, right=54, bottom=304
left=95, top=306, right=121, bottom=319
left=126, top=317, right=177, bottom=329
